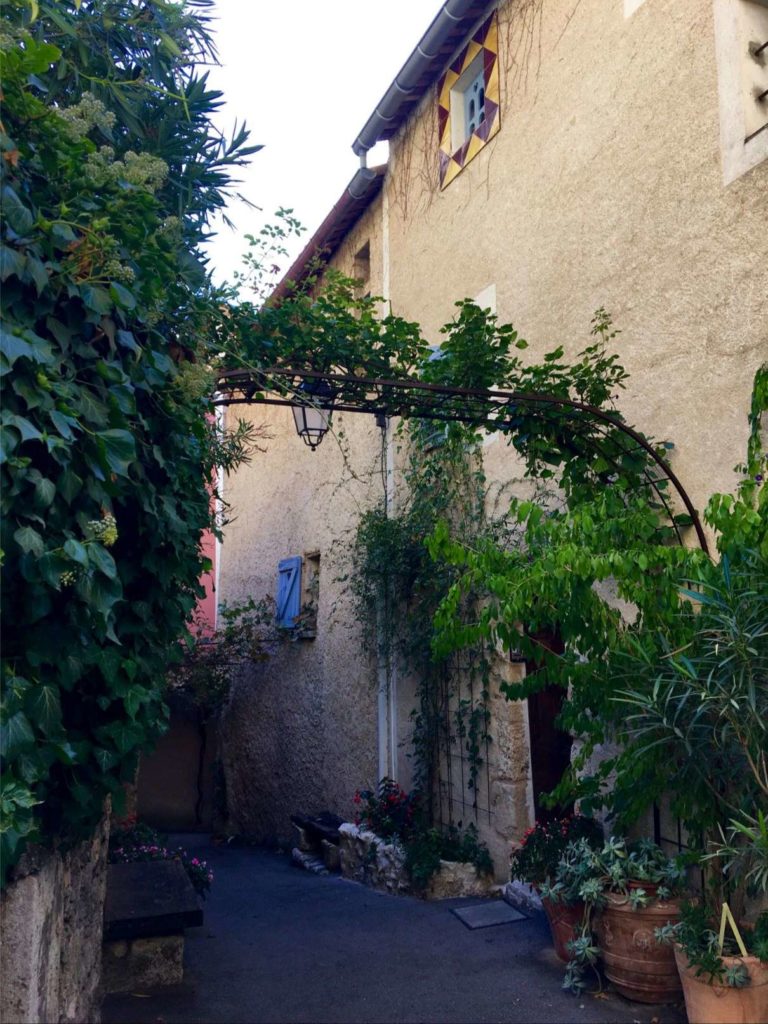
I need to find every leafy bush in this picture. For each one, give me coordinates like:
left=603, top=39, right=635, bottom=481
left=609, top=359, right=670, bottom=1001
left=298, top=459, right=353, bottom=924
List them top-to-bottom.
left=0, top=1, right=257, bottom=880
left=354, top=778, right=492, bottom=888
left=355, top=778, right=421, bottom=842
left=510, top=815, right=603, bottom=888
left=656, top=903, right=768, bottom=986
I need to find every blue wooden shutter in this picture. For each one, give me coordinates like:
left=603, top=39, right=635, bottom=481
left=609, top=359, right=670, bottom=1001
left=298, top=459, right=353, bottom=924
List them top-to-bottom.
left=277, top=556, right=302, bottom=628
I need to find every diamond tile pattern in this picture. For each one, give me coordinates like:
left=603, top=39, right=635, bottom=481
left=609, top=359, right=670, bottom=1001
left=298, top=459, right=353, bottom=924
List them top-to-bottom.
left=438, top=13, right=501, bottom=188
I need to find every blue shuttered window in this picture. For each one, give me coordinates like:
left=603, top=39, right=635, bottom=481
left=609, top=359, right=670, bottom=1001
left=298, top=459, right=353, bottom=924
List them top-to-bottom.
left=276, top=556, right=302, bottom=628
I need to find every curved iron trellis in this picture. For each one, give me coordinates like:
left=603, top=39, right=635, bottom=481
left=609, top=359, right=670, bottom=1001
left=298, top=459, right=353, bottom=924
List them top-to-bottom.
left=215, top=366, right=710, bottom=555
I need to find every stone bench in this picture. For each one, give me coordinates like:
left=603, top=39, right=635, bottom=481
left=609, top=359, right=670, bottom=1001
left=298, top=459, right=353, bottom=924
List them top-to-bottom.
left=291, top=812, right=345, bottom=872
left=101, top=860, right=203, bottom=994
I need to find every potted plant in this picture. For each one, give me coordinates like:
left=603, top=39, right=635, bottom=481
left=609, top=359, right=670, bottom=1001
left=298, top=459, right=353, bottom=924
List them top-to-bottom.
left=510, top=815, right=602, bottom=961
left=542, top=836, right=685, bottom=1001
left=655, top=901, right=768, bottom=1024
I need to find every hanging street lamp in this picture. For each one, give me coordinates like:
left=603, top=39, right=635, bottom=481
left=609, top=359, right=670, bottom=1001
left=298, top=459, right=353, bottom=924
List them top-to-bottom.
left=290, top=378, right=336, bottom=451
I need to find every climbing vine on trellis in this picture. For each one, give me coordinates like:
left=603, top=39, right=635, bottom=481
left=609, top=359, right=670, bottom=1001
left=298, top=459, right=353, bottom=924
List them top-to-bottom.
left=347, top=302, right=682, bottom=827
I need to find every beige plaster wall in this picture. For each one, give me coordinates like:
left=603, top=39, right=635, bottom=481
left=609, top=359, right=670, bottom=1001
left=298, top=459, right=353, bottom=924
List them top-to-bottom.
left=378, top=0, right=766, bottom=867
left=385, top=0, right=767, bottom=517
left=218, top=197, right=387, bottom=843
left=217, top=409, right=385, bottom=841
left=0, top=815, right=109, bottom=1024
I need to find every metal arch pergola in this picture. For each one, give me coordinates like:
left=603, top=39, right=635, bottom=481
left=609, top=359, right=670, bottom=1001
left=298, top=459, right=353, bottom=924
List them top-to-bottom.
left=214, top=365, right=710, bottom=556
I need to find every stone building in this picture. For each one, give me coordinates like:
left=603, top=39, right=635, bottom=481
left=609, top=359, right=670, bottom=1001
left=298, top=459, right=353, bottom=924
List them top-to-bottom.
left=212, top=0, right=767, bottom=876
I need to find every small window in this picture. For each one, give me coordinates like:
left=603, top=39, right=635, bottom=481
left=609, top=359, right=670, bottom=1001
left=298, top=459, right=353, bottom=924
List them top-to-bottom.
left=450, top=53, right=487, bottom=152
left=462, top=67, right=486, bottom=140
left=353, top=241, right=370, bottom=285
left=300, top=551, right=321, bottom=638
left=276, top=556, right=301, bottom=628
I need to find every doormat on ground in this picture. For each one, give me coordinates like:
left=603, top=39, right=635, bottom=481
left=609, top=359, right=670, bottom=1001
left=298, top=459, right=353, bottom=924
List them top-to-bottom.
left=451, top=901, right=527, bottom=930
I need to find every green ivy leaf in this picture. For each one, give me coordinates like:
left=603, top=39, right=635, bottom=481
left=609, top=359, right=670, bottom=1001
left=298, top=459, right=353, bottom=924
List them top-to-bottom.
left=1, top=186, right=34, bottom=235
left=0, top=245, right=26, bottom=282
left=109, top=282, right=136, bottom=310
left=81, top=285, right=112, bottom=315
left=116, top=330, right=139, bottom=353
left=50, top=409, right=78, bottom=439
left=100, top=429, right=136, bottom=476
left=59, top=469, right=83, bottom=504
left=33, top=476, right=56, bottom=508
left=14, top=525, right=45, bottom=557
left=63, top=538, right=89, bottom=566
left=88, top=543, right=117, bottom=579
left=25, top=684, right=63, bottom=737
left=0, top=713, right=36, bottom=759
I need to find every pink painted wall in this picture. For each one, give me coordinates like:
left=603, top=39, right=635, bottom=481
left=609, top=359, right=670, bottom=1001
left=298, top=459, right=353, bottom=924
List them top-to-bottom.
left=196, top=523, right=217, bottom=635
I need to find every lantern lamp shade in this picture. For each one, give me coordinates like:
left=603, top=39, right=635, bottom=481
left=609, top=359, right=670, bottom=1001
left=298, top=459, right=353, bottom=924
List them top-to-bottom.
left=291, top=379, right=335, bottom=450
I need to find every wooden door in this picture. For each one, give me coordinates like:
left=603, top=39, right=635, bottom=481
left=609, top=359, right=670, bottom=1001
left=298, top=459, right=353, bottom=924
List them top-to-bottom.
left=524, top=631, right=573, bottom=822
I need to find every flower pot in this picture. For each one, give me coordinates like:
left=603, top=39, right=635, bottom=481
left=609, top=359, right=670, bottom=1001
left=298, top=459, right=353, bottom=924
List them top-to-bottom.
left=594, top=892, right=682, bottom=1003
left=540, top=896, right=585, bottom=962
left=674, top=945, right=768, bottom=1024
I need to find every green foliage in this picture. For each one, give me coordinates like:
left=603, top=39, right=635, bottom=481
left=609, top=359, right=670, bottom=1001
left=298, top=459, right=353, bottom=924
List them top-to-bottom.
left=0, top=2, right=257, bottom=880
left=349, top=308, right=504, bottom=817
left=429, top=360, right=767, bottom=829
left=615, top=550, right=768, bottom=913
left=169, top=598, right=278, bottom=721
left=354, top=778, right=492, bottom=889
left=510, top=815, right=603, bottom=888
left=405, top=822, right=493, bottom=890
left=541, top=837, right=684, bottom=992
left=656, top=903, right=768, bottom=985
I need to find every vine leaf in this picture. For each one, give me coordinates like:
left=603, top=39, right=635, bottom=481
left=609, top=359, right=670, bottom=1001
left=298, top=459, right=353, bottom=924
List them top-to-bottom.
left=99, top=429, right=136, bottom=477
left=14, top=525, right=45, bottom=557
left=26, top=684, right=63, bottom=737
left=0, top=712, right=36, bottom=759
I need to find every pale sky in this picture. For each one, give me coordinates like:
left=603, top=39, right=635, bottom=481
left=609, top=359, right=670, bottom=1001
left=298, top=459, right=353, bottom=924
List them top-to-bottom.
left=204, top=0, right=440, bottom=286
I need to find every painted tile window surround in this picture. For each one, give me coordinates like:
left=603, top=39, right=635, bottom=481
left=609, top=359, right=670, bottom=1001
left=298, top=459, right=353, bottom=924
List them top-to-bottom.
left=438, top=12, right=501, bottom=189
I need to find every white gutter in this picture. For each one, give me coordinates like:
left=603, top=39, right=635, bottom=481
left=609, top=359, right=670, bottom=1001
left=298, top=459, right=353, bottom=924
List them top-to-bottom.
left=352, top=0, right=495, bottom=155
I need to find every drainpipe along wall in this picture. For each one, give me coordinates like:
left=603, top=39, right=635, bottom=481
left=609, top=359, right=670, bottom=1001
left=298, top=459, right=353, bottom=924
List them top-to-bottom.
left=376, top=181, right=398, bottom=782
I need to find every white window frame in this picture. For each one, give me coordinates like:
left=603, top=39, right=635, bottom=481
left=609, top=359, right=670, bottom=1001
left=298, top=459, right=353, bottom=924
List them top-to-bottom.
left=714, top=0, right=768, bottom=184
left=449, top=52, right=487, bottom=153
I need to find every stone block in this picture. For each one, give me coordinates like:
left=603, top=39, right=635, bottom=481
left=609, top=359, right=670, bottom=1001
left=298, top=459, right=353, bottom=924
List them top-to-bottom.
left=292, top=824, right=314, bottom=853
left=321, top=839, right=340, bottom=871
left=291, top=848, right=328, bottom=874
left=426, top=860, right=495, bottom=900
left=503, top=880, right=543, bottom=914
left=101, top=934, right=184, bottom=994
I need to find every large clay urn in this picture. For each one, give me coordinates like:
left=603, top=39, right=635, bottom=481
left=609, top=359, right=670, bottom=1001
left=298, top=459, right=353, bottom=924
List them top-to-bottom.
left=594, top=889, right=682, bottom=1003
left=540, top=896, right=585, bottom=962
left=674, top=946, right=768, bottom=1024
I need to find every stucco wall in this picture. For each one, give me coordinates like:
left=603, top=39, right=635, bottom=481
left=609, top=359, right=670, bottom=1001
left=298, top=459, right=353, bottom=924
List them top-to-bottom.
left=384, top=0, right=767, bottom=515
left=217, top=400, right=384, bottom=842
left=0, top=814, right=109, bottom=1024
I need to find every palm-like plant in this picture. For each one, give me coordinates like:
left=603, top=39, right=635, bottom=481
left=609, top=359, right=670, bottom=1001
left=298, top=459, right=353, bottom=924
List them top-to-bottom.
left=616, top=550, right=768, bottom=918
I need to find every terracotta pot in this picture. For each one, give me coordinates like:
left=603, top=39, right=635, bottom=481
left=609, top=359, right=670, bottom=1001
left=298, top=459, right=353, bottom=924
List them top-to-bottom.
left=594, top=891, right=682, bottom=1003
left=540, top=896, right=585, bottom=962
left=674, top=945, right=768, bottom=1024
